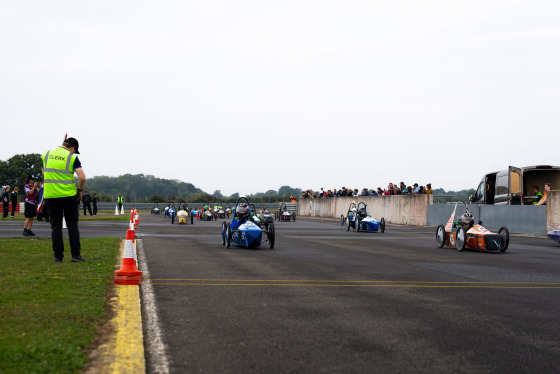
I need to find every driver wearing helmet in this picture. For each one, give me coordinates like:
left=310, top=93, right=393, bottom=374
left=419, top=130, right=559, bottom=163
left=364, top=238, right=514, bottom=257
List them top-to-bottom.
left=231, top=203, right=253, bottom=230
left=358, top=208, right=367, bottom=219
left=460, top=212, right=474, bottom=228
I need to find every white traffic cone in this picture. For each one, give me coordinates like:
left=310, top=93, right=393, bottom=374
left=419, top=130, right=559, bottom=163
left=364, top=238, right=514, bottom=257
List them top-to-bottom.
left=115, top=205, right=119, bottom=215
left=120, top=205, right=125, bottom=215
left=63, top=214, right=67, bottom=229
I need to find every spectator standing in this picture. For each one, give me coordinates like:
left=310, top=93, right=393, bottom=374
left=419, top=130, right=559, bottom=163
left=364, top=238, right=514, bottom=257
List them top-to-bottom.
left=42, top=137, right=86, bottom=263
left=23, top=176, right=38, bottom=236
left=36, top=182, right=50, bottom=222
left=399, top=182, right=406, bottom=192
left=413, top=183, right=420, bottom=194
left=425, top=183, right=433, bottom=195
left=536, top=183, right=551, bottom=206
left=1, top=186, right=10, bottom=218
left=11, top=187, right=19, bottom=218
left=377, top=187, right=383, bottom=196
left=361, top=188, right=369, bottom=196
left=82, top=189, right=93, bottom=216
left=92, top=193, right=99, bottom=216
left=117, top=194, right=124, bottom=212
left=290, top=195, right=297, bottom=203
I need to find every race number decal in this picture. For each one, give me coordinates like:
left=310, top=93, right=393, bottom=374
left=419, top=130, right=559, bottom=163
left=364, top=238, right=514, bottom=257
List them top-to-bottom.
left=449, top=234, right=455, bottom=246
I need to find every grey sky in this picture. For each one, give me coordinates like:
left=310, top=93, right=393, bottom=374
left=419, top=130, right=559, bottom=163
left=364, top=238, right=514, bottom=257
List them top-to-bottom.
left=1, top=1, right=559, bottom=196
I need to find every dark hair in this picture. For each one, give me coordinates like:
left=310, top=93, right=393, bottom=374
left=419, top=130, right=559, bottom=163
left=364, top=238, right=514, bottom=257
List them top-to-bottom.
left=545, top=182, right=552, bottom=188
left=533, top=186, right=540, bottom=191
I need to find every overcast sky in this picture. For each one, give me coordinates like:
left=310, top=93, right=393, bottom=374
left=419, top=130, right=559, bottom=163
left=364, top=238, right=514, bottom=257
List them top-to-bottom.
left=1, top=1, right=559, bottom=196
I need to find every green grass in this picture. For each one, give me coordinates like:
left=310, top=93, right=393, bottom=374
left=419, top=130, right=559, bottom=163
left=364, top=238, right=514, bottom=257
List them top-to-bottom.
left=0, top=237, right=121, bottom=374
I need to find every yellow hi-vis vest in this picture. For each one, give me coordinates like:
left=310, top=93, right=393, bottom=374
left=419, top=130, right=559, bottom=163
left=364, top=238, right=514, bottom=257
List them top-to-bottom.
left=42, top=147, right=78, bottom=199
left=117, top=196, right=123, bottom=204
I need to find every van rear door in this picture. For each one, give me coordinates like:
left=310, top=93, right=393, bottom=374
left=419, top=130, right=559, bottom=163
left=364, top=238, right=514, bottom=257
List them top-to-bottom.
left=494, top=166, right=521, bottom=205
left=509, top=166, right=522, bottom=205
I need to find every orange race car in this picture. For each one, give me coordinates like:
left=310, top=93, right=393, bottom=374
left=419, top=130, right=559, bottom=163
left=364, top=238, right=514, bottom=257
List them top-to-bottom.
left=436, top=203, right=509, bottom=252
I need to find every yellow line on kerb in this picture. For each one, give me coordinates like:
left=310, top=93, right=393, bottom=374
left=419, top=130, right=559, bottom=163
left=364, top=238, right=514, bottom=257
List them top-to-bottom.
left=97, top=240, right=145, bottom=374
left=109, top=285, right=145, bottom=373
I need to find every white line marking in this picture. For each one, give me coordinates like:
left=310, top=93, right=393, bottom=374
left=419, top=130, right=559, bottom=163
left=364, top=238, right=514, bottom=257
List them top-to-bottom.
left=138, top=239, right=171, bottom=373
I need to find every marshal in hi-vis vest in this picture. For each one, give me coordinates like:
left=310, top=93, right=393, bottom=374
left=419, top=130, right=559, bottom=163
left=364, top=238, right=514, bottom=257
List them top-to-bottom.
left=42, top=147, right=78, bottom=199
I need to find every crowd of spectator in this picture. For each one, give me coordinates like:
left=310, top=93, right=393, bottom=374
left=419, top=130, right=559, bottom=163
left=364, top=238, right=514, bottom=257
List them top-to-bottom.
left=300, top=183, right=433, bottom=199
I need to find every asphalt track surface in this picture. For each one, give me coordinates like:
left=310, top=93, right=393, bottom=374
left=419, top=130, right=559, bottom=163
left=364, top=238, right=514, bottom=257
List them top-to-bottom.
left=139, top=214, right=560, bottom=374
left=2, top=215, right=559, bottom=373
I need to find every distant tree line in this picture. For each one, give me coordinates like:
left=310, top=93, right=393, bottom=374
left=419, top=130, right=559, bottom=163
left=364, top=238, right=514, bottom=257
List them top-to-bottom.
left=0, top=153, right=43, bottom=192
left=1, top=153, right=470, bottom=203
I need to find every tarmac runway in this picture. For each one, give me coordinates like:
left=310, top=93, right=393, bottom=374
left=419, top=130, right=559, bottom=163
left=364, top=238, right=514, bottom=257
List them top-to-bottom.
left=2, top=213, right=559, bottom=373
left=138, top=213, right=560, bottom=374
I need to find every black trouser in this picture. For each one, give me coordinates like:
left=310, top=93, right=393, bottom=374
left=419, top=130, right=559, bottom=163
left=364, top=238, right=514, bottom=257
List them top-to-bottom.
left=45, top=196, right=81, bottom=260
left=2, top=202, right=8, bottom=218
left=11, top=202, right=17, bottom=216
left=83, top=202, right=93, bottom=216
left=92, top=203, right=97, bottom=216
left=118, top=203, right=123, bottom=212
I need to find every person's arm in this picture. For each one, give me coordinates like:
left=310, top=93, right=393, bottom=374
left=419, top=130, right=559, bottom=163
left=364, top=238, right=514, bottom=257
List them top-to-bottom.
left=75, top=168, right=86, bottom=199
left=536, top=194, right=547, bottom=205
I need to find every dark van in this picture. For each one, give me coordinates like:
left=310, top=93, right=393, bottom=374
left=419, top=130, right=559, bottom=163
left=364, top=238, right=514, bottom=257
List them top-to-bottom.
left=471, top=165, right=560, bottom=205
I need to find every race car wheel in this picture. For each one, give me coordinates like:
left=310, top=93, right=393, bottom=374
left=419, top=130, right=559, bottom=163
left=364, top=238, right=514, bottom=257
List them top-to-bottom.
left=171, top=212, right=175, bottom=224
left=191, top=213, right=194, bottom=224
left=340, top=215, right=345, bottom=226
left=345, top=217, right=350, bottom=231
left=380, top=217, right=386, bottom=233
left=356, top=218, right=360, bottom=232
left=221, top=222, right=227, bottom=245
left=268, top=223, right=275, bottom=249
left=436, top=225, right=446, bottom=248
left=225, top=226, right=231, bottom=248
left=456, top=227, right=466, bottom=251
left=498, top=227, right=509, bottom=252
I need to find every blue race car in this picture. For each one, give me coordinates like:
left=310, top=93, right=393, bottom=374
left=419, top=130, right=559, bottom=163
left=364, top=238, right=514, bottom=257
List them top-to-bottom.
left=221, top=197, right=275, bottom=249
left=341, top=202, right=357, bottom=226
left=346, top=202, right=385, bottom=233
left=166, top=203, right=177, bottom=223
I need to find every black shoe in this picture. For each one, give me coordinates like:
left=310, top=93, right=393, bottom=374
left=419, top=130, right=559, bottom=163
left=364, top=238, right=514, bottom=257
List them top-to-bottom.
left=23, top=230, right=30, bottom=236
left=27, top=230, right=36, bottom=236
left=72, top=256, right=86, bottom=262
left=54, top=258, right=62, bottom=263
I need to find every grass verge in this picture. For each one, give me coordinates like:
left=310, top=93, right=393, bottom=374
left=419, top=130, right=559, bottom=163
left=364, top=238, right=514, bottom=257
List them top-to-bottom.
left=0, top=237, right=121, bottom=374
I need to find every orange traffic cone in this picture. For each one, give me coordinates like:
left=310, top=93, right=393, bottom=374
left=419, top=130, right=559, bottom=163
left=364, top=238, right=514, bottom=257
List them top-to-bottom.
left=129, top=218, right=138, bottom=238
left=114, top=237, right=142, bottom=285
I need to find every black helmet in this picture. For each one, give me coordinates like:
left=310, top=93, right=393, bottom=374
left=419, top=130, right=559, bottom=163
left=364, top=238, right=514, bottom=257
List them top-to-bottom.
left=237, top=203, right=249, bottom=219
left=358, top=208, right=366, bottom=216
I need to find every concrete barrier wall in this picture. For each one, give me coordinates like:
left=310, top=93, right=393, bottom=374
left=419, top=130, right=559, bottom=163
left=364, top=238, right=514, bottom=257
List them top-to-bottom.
left=547, top=190, right=560, bottom=231
left=298, top=195, right=433, bottom=226
left=427, top=203, right=547, bottom=235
